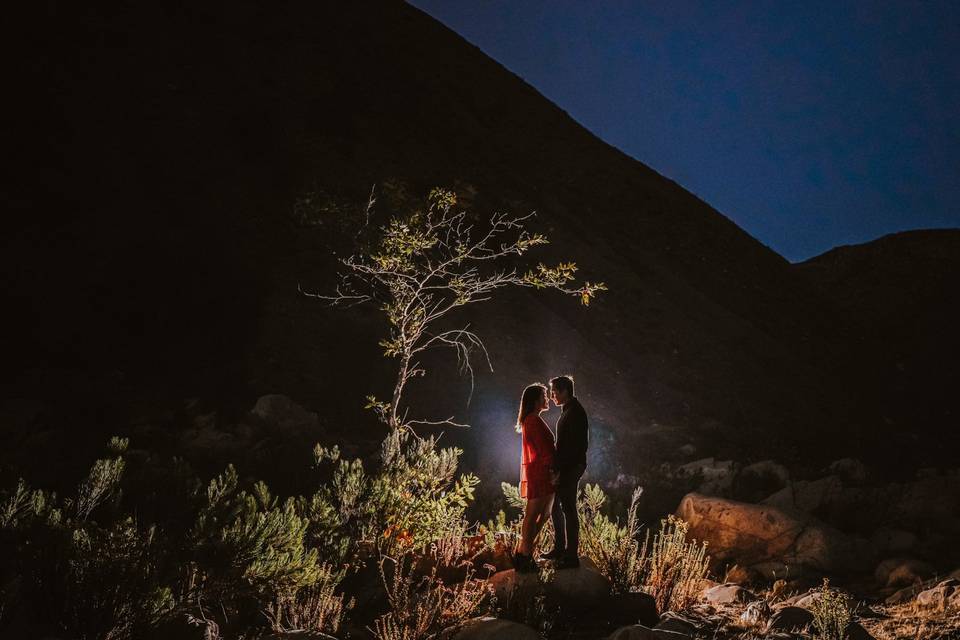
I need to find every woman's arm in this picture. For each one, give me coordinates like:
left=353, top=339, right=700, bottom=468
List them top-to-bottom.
left=530, top=417, right=556, bottom=466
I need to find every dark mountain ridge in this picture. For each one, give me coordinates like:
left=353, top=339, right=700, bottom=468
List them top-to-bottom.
left=3, top=1, right=955, bottom=487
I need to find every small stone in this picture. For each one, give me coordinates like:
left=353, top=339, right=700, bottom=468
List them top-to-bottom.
left=702, top=582, right=759, bottom=604
left=915, top=582, right=958, bottom=608
left=739, top=599, right=771, bottom=625
left=654, top=612, right=697, bottom=636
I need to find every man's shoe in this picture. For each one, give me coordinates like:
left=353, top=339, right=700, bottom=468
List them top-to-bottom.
left=538, top=548, right=565, bottom=561
left=554, top=555, right=580, bottom=570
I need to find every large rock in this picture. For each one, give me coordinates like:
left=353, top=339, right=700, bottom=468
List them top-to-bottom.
left=250, top=394, right=320, bottom=431
left=675, top=458, right=736, bottom=495
left=828, top=458, right=868, bottom=484
left=733, top=460, right=790, bottom=502
left=762, top=475, right=844, bottom=514
left=676, top=493, right=872, bottom=577
left=869, top=527, right=917, bottom=554
left=874, top=557, right=934, bottom=588
left=488, top=562, right=610, bottom=610
left=885, top=569, right=960, bottom=604
left=599, top=592, right=659, bottom=627
left=444, top=617, right=539, bottom=640
left=608, top=625, right=690, bottom=640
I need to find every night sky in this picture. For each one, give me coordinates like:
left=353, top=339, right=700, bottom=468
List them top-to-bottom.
left=410, top=1, right=960, bottom=262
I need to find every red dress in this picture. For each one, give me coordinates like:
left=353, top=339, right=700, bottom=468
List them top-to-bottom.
left=519, top=413, right=556, bottom=499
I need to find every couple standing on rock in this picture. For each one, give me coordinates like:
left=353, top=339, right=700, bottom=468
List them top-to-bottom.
left=514, top=375, right=589, bottom=573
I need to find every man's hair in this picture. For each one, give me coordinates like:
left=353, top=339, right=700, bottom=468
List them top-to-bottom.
left=550, top=375, right=575, bottom=397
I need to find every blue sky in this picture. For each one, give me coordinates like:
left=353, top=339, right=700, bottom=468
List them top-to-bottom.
left=410, top=1, right=960, bottom=261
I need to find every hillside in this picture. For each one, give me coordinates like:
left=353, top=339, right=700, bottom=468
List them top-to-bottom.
left=4, top=0, right=951, bottom=488
left=795, top=229, right=960, bottom=467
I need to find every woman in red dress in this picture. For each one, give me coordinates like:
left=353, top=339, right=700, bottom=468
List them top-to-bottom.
left=514, top=382, right=557, bottom=572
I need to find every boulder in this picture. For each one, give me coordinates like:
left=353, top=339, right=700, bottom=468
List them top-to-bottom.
left=250, top=394, right=320, bottom=431
left=675, top=458, right=736, bottom=495
left=828, top=458, right=868, bottom=484
left=733, top=460, right=790, bottom=502
left=763, top=475, right=844, bottom=514
left=676, top=493, right=872, bottom=577
left=869, top=527, right=917, bottom=554
left=874, top=557, right=934, bottom=588
left=488, top=561, right=610, bottom=610
left=722, top=564, right=760, bottom=585
left=915, top=579, right=959, bottom=608
left=702, top=583, right=759, bottom=604
left=600, top=592, right=659, bottom=627
left=764, top=606, right=813, bottom=633
left=444, top=617, right=539, bottom=640
left=608, top=625, right=690, bottom=640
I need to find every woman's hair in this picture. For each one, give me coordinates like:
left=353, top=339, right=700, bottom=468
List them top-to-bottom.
left=516, top=383, right=547, bottom=433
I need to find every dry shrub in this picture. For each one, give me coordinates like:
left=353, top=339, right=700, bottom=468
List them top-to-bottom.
left=579, top=484, right=647, bottom=594
left=646, top=514, right=710, bottom=613
left=371, top=552, right=489, bottom=640
left=264, top=563, right=353, bottom=634
left=810, top=578, right=851, bottom=640
left=860, top=601, right=960, bottom=640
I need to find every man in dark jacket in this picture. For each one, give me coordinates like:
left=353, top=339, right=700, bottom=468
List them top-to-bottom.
left=543, top=375, right=588, bottom=569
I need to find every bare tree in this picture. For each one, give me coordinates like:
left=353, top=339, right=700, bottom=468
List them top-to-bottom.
left=301, top=187, right=606, bottom=430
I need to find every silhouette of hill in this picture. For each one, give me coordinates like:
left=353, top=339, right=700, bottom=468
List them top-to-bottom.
left=3, top=1, right=954, bottom=486
left=796, top=229, right=960, bottom=468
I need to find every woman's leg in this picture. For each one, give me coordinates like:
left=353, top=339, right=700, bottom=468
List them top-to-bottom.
left=518, top=495, right=551, bottom=555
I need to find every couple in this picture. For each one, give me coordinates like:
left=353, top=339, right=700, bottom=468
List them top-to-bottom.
left=514, top=375, right=589, bottom=573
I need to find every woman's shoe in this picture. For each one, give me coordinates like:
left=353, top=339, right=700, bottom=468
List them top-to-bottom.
left=514, top=552, right=537, bottom=573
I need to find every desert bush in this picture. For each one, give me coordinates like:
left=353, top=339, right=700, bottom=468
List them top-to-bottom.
left=307, top=430, right=479, bottom=560
left=0, top=442, right=174, bottom=640
left=189, top=467, right=324, bottom=608
left=486, top=482, right=534, bottom=555
left=579, top=484, right=647, bottom=594
left=645, top=514, right=710, bottom=613
left=371, top=552, right=489, bottom=640
left=264, top=562, right=353, bottom=634
left=810, top=578, right=851, bottom=640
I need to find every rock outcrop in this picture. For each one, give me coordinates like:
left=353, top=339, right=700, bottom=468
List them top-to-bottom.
left=676, top=492, right=873, bottom=577
left=488, top=562, right=611, bottom=610
left=443, top=617, right=540, bottom=640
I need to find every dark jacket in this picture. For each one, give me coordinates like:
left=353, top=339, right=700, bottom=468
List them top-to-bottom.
left=554, top=397, right=588, bottom=475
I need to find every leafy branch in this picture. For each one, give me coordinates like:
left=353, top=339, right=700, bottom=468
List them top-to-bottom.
left=302, top=187, right=606, bottom=430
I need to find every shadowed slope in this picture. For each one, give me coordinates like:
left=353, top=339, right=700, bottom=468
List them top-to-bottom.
left=5, top=0, right=922, bottom=483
